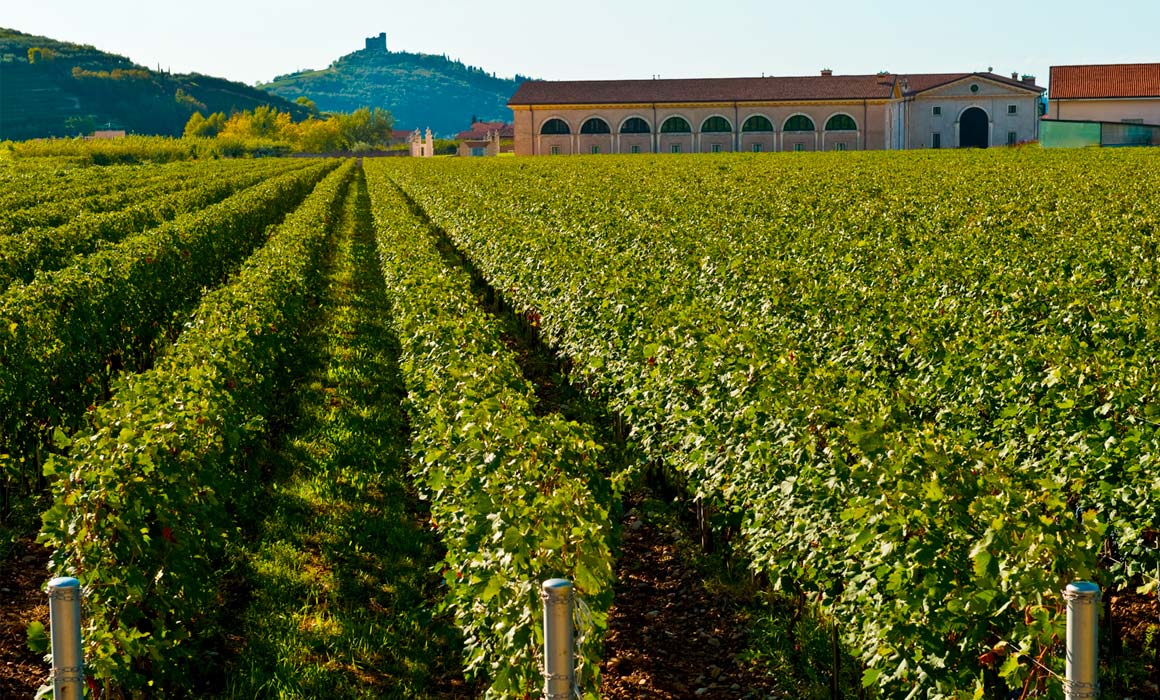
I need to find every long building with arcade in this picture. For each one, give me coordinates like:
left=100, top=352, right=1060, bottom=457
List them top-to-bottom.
left=508, top=70, right=1044, bottom=155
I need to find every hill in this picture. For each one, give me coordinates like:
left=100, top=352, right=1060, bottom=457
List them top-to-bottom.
left=0, top=28, right=313, bottom=140
left=260, top=37, right=529, bottom=136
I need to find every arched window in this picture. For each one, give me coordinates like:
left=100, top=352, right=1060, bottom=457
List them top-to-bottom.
left=825, top=114, right=857, bottom=131
left=742, top=115, right=774, bottom=132
left=784, top=115, right=815, bottom=132
left=660, top=116, right=691, bottom=133
left=701, top=116, right=732, bottom=133
left=620, top=117, right=650, bottom=134
left=540, top=118, right=570, bottom=135
left=580, top=118, right=611, bottom=134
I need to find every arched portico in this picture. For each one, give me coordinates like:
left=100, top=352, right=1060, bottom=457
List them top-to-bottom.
left=957, top=106, right=990, bottom=148
left=823, top=112, right=859, bottom=151
left=782, top=113, right=818, bottom=152
left=740, top=114, right=776, bottom=152
left=658, top=115, right=694, bottom=154
left=699, top=115, right=733, bottom=152
left=578, top=116, right=613, bottom=154
left=618, top=116, right=652, bottom=153
left=619, top=116, right=651, bottom=133
left=537, top=117, right=573, bottom=155
left=579, top=117, right=611, bottom=134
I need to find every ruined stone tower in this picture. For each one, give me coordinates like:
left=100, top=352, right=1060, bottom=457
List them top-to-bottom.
left=364, top=32, right=386, bottom=51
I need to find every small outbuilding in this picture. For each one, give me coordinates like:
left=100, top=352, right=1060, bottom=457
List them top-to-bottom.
left=1046, top=63, right=1160, bottom=125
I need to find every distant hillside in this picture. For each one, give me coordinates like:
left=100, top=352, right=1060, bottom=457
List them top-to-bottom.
left=0, top=28, right=313, bottom=140
left=260, top=39, right=529, bottom=136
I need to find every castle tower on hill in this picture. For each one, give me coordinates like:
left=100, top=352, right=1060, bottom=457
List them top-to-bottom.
left=365, top=32, right=387, bottom=51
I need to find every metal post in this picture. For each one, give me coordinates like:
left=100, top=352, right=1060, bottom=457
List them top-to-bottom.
left=48, top=576, right=83, bottom=700
left=542, top=578, right=575, bottom=700
left=1063, top=581, right=1100, bottom=699
left=830, top=621, right=841, bottom=700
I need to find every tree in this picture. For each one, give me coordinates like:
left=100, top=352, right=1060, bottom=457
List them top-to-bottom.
left=295, top=96, right=319, bottom=115
left=246, top=105, right=280, bottom=138
left=218, top=106, right=290, bottom=140
left=335, top=107, right=393, bottom=150
left=183, top=111, right=226, bottom=138
left=183, top=112, right=206, bottom=137
left=204, top=112, right=227, bottom=136
left=290, top=118, right=343, bottom=153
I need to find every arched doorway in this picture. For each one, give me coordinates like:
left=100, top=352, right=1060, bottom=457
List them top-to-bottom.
left=959, top=107, right=989, bottom=148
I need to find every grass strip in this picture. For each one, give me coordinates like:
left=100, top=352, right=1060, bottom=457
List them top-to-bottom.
left=365, top=159, right=618, bottom=698
left=38, top=161, right=354, bottom=693
left=217, top=168, right=467, bottom=698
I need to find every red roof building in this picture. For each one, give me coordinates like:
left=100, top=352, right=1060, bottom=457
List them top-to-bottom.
left=1046, top=63, right=1160, bottom=124
left=509, top=70, right=1043, bottom=155
left=455, top=121, right=515, bottom=140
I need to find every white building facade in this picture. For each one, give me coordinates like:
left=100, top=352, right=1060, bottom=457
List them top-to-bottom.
left=510, top=71, right=1044, bottom=156
left=892, top=73, right=1044, bottom=149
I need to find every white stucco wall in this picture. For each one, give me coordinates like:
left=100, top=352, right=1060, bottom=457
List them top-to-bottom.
left=906, top=78, right=1042, bottom=148
left=1047, top=98, right=1160, bottom=125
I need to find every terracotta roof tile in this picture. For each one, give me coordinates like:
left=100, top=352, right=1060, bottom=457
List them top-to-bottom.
left=1049, top=63, right=1160, bottom=99
left=509, top=72, right=1041, bottom=106
left=903, top=72, right=1041, bottom=94
left=509, top=75, right=899, bottom=105
left=455, top=121, right=515, bottom=139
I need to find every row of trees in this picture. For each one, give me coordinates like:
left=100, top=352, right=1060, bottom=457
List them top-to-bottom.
left=183, top=104, right=394, bottom=153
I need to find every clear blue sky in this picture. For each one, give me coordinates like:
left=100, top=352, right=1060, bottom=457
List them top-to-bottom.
left=6, top=1, right=1159, bottom=89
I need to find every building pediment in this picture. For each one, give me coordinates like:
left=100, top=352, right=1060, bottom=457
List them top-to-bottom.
left=909, top=74, right=1042, bottom=100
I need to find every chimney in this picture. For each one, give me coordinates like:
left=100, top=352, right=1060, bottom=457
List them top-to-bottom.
left=821, top=68, right=833, bottom=77
left=1011, top=71, right=1019, bottom=80
left=1021, top=75, right=1036, bottom=86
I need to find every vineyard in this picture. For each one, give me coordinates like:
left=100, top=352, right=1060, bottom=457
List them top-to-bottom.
left=1, top=148, right=1159, bottom=699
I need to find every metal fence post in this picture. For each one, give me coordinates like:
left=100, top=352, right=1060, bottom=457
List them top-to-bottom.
left=48, top=576, right=84, bottom=700
left=542, top=578, right=575, bottom=700
left=1063, top=581, right=1100, bottom=699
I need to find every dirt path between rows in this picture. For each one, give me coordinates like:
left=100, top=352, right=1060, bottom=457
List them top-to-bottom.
left=599, top=497, right=784, bottom=700
left=0, top=536, right=50, bottom=697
